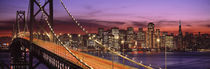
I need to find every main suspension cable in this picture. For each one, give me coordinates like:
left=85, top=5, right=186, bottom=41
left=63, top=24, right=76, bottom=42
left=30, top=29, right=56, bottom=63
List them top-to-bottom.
left=36, top=0, right=93, bottom=69
left=59, top=0, right=153, bottom=69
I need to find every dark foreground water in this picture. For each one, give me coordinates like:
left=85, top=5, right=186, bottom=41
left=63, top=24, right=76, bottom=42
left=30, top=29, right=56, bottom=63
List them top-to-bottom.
left=1, top=52, right=210, bottom=69
left=86, top=52, right=210, bottom=69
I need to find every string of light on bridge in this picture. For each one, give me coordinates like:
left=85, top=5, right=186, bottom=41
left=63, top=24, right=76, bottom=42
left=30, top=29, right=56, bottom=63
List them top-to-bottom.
left=23, top=0, right=163, bottom=69
left=35, top=0, right=93, bottom=69
left=59, top=0, right=157, bottom=69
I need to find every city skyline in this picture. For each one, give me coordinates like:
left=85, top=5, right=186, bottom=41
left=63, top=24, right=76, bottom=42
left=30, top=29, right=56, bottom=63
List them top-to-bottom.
left=0, top=0, right=210, bottom=36
left=0, top=0, right=210, bottom=69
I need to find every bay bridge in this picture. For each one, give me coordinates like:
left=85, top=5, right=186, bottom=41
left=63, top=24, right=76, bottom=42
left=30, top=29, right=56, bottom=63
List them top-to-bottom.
left=10, top=0, right=156, bottom=69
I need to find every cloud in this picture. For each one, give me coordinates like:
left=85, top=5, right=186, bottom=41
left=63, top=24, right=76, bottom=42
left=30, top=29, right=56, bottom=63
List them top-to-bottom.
left=83, top=5, right=103, bottom=16
left=84, top=5, right=93, bottom=10
left=88, top=10, right=102, bottom=16
left=136, top=16, right=154, bottom=20
left=54, top=18, right=125, bottom=28
left=53, top=19, right=124, bottom=33
left=53, top=19, right=110, bottom=28
left=71, top=19, right=125, bottom=27
left=0, top=20, right=14, bottom=31
left=94, top=20, right=125, bottom=25
left=155, top=20, right=178, bottom=27
left=157, top=20, right=177, bottom=23
left=184, top=20, right=210, bottom=28
left=132, top=21, right=147, bottom=27
left=185, top=24, right=192, bottom=27
left=200, top=24, right=210, bottom=28
left=206, top=24, right=210, bottom=28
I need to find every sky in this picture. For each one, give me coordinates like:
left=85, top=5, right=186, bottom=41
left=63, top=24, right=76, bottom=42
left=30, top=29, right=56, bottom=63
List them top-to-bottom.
left=0, top=0, right=210, bottom=36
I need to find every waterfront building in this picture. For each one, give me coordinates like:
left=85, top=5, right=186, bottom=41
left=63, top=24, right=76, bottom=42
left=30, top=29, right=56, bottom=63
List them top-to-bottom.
left=177, top=21, right=184, bottom=51
left=146, top=23, right=155, bottom=48
left=111, top=27, right=120, bottom=50
left=126, top=27, right=135, bottom=49
left=98, top=28, right=104, bottom=38
left=136, top=28, right=146, bottom=48
left=155, top=29, right=160, bottom=49
left=119, top=30, right=126, bottom=40
left=103, top=31, right=109, bottom=48
left=161, top=32, right=168, bottom=49
left=58, top=33, right=71, bottom=46
left=71, top=34, right=83, bottom=48
left=86, top=34, right=97, bottom=49
left=108, top=34, right=114, bottom=49
left=165, top=35, right=174, bottom=50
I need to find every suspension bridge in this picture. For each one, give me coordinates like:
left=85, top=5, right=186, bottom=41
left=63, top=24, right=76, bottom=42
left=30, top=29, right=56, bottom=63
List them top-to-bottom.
left=10, top=0, right=155, bottom=69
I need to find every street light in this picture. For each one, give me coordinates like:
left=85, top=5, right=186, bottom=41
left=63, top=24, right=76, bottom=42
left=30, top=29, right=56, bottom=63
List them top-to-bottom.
left=78, top=34, right=81, bottom=37
left=157, top=38, right=160, bottom=42
left=157, top=38, right=160, bottom=51
left=121, top=40, right=125, bottom=65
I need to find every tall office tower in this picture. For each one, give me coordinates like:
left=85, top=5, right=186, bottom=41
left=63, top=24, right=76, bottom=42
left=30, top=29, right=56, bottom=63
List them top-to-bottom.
left=177, top=20, right=184, bottom=51
left=146, top=23, right=155, bottom=48
left=111, top=27, right=120, bottom=50
left=111, top=27, right=120, bottom=39
left=126, top=27, right=135, bottom=48
left=127, top=27, right=134, bottom=34
left=97, top=28, right=104, bottom=44
left=98, top=28, right=104, bottom=38
left=137, top=28, right=146, bottom=48
left=155, top=29, right=160, bottom=49
left=119, top=30, right=126, bottom=40
left=103, top=31, right=109, bottom=47
left=161, top=32, right=168, bottom=48
left=71, top=34, right=83, bottom=48
left=86, top=34, right=97, bottom=49
left=108, top=34, right=114, bottom=49
left=165, top=34, right=174, bottom=50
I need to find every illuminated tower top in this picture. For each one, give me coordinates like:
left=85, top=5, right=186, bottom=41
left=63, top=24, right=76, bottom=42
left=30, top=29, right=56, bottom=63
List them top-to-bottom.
left=178, top=20, right=182, bottom=36
left=148, top=22, right=154, bottom=32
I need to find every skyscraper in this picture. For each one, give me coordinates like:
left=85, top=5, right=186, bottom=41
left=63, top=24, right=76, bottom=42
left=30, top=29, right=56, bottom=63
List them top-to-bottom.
left=177, top=20, right=184, bottom=51
left=146, top=22, right=155, bottom=48
left=111, top=27, right=120, bottom=50
left=126, top=27, right=135, bottom=48
left=97, top=28, right=104, bottom=44
left=98, top=28, right=104, bottom=38
left=137, top=28, right=146, bottom=48
left=155, top=29, right=160, bottom=49
left=161, top=32, right=168, bottom=49
left=165, top=34, right=174, bottom=51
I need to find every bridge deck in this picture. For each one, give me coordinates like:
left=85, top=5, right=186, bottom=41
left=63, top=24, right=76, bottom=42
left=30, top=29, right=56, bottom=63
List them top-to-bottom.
left=24, top=37, right=136, bottom=69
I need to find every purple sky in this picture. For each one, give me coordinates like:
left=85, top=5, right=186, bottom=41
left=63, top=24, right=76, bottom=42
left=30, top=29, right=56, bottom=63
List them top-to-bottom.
left=0, top=0, right=210, bottom=36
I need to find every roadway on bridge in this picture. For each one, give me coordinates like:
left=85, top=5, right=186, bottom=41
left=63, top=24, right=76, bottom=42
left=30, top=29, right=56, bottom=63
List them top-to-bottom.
left=24, top=37, right=136, bottom=69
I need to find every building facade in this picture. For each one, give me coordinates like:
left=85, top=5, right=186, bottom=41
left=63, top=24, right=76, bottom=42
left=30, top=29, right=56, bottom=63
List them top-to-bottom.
left=146, top=23, right=155, bottom=48
left=136, top=28, right=146, bottom=48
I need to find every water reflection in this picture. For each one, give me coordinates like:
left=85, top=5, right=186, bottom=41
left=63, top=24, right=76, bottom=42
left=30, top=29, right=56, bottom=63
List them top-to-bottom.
left=1, top=51, right=210, bottom=69
left=85, top=51, right=210, bottom=69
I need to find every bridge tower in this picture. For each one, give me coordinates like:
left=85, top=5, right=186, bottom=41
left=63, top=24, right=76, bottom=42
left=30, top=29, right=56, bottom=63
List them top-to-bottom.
left=29, top=0, right=53, bottom=68
left=29, top=0, right=54, bottom=42
left=15, top=11, right=26, bottom=37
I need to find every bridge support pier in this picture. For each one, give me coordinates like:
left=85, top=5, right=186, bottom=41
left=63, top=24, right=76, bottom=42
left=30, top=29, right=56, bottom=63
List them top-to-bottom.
left=10, top=39, right=28, bottom=69
left=29, top=50, right=33, bottom=69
